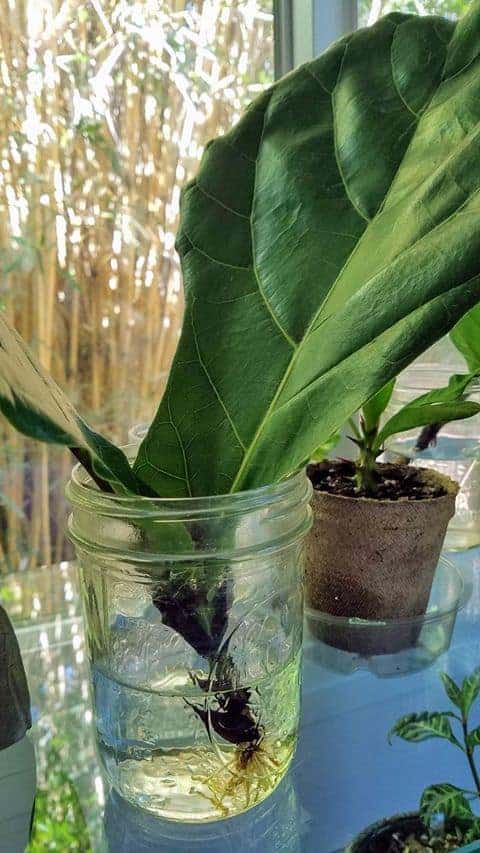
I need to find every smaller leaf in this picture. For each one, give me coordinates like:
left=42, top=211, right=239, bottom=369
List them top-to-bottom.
left=451, top=304, right=480, bottom=371
left=0, top=312, right=143, bottom=494
left=375, top=373, right=480, bottom=450
left=362, top=379, right=395, bottom=434
left=461, top=668, right=480, bottom=718
left=441, top=672, right=463, bottom=709
left=389, top=712, right=463, bottom=749
left=467, top=726, right=480, bottom=750
left=420, top=783, right=473, bottom=825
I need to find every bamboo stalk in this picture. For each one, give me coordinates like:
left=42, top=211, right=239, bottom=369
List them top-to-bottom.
left=0, top=0, right=274, bottom=572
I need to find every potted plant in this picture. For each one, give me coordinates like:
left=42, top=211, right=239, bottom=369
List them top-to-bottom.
left=1, top=3, right=480, bottom=822
left=306, top=373, right=480, bottom=655
left=347, top=667, right=480, bottom=851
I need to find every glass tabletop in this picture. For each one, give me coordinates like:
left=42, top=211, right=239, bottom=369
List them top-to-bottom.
left=3, top=550, right=480, bottom=852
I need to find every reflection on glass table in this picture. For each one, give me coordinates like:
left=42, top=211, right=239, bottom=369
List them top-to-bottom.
left=3, top=551, right=480, bottom=852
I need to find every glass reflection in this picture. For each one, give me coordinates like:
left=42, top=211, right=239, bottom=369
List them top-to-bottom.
left=103, top=772, right=303, bottom=853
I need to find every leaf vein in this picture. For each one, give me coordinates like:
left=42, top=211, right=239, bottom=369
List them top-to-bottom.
left=194, top=181, right=250, bottom=220
left=183, top=236, right=251, bottom=271
left=190, top=309, right=247, bottom=452
left=167, top=396, right=192, bottom=496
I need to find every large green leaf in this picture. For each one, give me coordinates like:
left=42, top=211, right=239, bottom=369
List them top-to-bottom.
left=134, top=6, right=480, bottom=497
left=451, top=305, right=480, bottom=370
left=0, top=313, right=141, bottom=493
left=375, top=373, right=480, bottom=450
left=388, top=712, right=463, bottom=749
left=420, top=784, right=474, bottom=825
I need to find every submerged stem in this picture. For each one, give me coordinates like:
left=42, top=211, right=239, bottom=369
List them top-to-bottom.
left=153, top=581, right=262, bottom=751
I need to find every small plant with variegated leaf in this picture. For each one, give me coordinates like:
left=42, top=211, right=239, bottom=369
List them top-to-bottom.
left=389, top=667, right=480, bottom=847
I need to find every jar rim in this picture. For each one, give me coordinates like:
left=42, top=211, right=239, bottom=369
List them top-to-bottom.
left=67, top=448, right=311, bottom=519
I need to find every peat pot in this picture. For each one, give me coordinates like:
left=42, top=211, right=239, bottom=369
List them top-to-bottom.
left=67, top=463, right=312, bottom=822
left=305, top=465, right=458, bottom=656
left=345, top=813, right=478, bottom=852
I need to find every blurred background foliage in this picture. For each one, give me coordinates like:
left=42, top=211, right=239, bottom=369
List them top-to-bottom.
left=0, top=0, right=273, bottom=572
left=358, top=0, right=471, bottom=24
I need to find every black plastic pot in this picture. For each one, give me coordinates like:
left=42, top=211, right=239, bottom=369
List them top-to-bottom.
left=345, top=812, right=476, bottom=852
left=345, top=813, right=422, bottom=852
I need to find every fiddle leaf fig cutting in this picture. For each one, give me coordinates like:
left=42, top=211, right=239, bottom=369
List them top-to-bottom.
left=134, top=4, right=480, bottom=498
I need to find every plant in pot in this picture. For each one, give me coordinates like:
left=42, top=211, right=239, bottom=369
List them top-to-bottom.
left=2, top=2, right=480, bottom=823
left=306, top=372, right=480, bottom=656
left=347, top=667, right=480, bottom=852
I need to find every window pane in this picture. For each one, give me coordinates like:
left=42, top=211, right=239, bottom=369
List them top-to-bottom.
left=358, top=0, right=470, bottom=26
left=0, top=1, right=273, bottom=571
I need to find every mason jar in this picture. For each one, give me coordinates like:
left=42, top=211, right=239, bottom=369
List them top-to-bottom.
left=384, top=364, right=480, bottom=550
left=67, top=461, right=311, bottom=822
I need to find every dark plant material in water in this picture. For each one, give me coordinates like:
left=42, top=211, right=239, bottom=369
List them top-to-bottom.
left=415, top=422, right=444, bottom=454
left=153, top=581, right=263, bottom=750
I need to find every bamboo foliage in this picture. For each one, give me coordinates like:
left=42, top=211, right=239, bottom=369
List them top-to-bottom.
left=0, top=0, right=273, bottom=571
left=358, top=0, right=470, bottom=24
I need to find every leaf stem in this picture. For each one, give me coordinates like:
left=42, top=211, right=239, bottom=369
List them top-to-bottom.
left=70, top=448, right=114, bottom=493
left=462, top=715, right=480, bottom=797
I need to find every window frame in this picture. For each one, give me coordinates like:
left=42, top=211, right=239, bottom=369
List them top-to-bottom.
left=274, top=0, right=357, bottom=76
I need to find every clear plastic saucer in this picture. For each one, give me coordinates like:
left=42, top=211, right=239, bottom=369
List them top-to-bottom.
left=304, top=555, right=470, bottom=677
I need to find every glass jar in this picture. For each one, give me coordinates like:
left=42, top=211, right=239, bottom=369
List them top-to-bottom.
left=384, top=364, right=480, bottom=550
left=128, top=422, right=149, bottom=444
left=67, top=462, right=311, bottom=822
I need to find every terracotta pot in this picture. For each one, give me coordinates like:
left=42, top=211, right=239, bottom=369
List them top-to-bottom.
left=305, top=466, right=458, bottom=655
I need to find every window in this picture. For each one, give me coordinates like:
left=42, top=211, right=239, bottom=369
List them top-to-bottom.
left=0, top=1, right=273, bottom=571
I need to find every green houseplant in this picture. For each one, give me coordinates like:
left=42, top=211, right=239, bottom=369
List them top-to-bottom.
left=2, top=2, right=480, bottom=820
left=305, top=373, right=480, bottom=654
left=347, top=667, right=480, bottom=851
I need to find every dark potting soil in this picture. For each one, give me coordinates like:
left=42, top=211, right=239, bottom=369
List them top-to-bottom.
left=307, top=460, right=448, bottom=501
left=352, top=814, right=466, bottom=852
